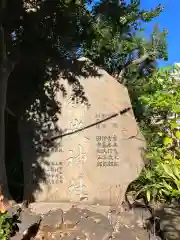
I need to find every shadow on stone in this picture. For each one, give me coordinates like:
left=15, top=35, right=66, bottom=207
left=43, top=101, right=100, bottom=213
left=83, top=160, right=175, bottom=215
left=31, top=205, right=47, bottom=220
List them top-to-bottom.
left=6, top=57, right=145, bottom=208
left=5, top=58, right=101, bottom=202
left=154, top=204, right=180, bottom=240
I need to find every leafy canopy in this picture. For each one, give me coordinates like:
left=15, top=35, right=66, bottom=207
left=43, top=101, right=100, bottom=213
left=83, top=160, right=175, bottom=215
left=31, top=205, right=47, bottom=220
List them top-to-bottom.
left=83, top=0, right=167, bottom=81
left=130, top=66, right=180, bottom=202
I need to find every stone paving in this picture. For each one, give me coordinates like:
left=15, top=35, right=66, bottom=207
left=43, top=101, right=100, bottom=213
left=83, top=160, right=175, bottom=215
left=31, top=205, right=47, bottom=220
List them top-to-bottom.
left=9, top=202, right=158, bottom=240
left=153, top=203, right=180, bottom=240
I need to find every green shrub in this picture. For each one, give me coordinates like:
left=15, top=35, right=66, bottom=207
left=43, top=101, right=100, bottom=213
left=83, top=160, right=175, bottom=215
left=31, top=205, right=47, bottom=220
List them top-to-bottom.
left=131, top=66, right=180, bottom=203
left=0, top=212, right=19, bottom=240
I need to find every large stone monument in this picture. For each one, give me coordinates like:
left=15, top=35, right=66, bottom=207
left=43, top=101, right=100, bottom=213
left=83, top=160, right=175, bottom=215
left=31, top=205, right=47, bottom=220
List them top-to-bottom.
left=19, top=58, right=145, bottom=207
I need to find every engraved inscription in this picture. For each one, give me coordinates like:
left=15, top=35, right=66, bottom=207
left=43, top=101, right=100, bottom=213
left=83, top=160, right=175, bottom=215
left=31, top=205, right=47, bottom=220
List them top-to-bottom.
left=95, top=113, right=118, bottom=129
left=64, top=118, right=84, bottom=134
left=69, top=118, right=83, bottom=131
left=96, top=135, right=120, bottom=167
left=65, top=144, right=87, bottom=168
left=46, top=145, right=63, bottom=153
left=67, top=145, right=88, bottom=199
left=32, top=161, right=63, bottom=185
left=44, top=161, right=63, bottom=184
left=68, top=173, right=88, bottom=199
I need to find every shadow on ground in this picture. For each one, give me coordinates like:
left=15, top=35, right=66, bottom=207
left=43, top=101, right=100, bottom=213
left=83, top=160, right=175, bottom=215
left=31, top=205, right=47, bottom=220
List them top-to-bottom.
left=154, top=204, right=180, bottom=240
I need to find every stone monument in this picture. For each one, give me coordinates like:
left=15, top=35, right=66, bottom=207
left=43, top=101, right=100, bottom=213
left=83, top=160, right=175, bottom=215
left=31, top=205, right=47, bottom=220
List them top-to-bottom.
left=19, top=58, right=145, bottom=207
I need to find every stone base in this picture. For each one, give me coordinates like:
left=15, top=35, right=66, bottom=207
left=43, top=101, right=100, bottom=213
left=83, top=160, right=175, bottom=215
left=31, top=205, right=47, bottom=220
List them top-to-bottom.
left=10, top=202, right=154, bottom=240
left=29, top=202, right=111, bottom=216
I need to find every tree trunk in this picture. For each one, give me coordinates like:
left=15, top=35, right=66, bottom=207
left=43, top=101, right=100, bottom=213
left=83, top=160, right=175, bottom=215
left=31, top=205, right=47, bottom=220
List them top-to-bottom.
left=0, top=0, right=14, bottom=200
left=0, top=67, right=10, bottom=199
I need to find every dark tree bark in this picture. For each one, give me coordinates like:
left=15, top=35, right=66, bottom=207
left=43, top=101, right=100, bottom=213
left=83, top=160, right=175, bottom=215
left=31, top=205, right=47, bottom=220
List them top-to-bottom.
left=0, top=0, right=15, bottom=200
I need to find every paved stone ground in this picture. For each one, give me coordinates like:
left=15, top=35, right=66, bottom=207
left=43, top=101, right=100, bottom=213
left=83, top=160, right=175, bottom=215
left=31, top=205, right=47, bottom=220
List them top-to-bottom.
left=9, top=203, right=159, bottom=240
left=153, top=203, right=180, bottom=240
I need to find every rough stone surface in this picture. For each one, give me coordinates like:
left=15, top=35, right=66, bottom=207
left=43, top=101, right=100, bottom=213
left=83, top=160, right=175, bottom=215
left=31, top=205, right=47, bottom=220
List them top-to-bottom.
left=19, top=57, right=145, bottom=205
left=29, top=202, right=111, bottom=216
left=9, top=204, right=159, bottom=240
left=154, top=204, right=180, bottom=240
left=7, top=205, right=22, bottom=218
left=8, top=206, right=41, bottom=240
left=132, top=206, right=152, bottom=225
left=34, top=207, right=114, bottom=240
left=18, top=209, right=41, bottom=234
left=41, top=209, right=63, bottom=228
left=77, top=218, right=111, bottom=240
left=113, top=226, right=149, bottom=240
left=10, top=233, right=22, bottom=240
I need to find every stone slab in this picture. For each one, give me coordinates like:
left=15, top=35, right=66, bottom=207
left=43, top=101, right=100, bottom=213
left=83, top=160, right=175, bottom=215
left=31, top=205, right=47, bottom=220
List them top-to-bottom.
left=19, top=58, right=145, bottom=205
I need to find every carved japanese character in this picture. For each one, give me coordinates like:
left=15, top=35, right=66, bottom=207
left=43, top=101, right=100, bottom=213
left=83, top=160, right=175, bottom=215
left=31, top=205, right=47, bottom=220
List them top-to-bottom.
left=96, top=136, right=101, bottom=141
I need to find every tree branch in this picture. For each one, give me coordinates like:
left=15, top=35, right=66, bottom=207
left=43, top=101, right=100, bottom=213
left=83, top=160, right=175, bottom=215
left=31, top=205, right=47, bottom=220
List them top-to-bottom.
left=118, top=52, right=157, bottom=84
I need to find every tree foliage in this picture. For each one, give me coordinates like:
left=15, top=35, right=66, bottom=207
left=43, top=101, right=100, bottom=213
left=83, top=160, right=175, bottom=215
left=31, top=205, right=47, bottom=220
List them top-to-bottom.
left=3, top=0, right=168, bottom=119
left=82, top=0, right=168, bottom=124
left=83, top=0, right=168, bottom=83
left=130, top=66, right=180, bottom=203
left=0, top=212, right=19, bottom=240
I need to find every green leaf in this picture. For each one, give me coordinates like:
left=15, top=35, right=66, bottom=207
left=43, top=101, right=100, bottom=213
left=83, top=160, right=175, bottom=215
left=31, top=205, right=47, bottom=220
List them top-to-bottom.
left=170, top=120, right=179, bottom=129
left=175, top=131, right=180, bottom=139
left=157, top=132, right=163, bottom=136
left=163, top=137, right=172, bottom=146
left=164, top=153, right=173, bottom=160
left=162, top=164, right=178, bottom=181
left=163, top=181, right=173, bottom=190
left=146, top=190, right=151, bottom=202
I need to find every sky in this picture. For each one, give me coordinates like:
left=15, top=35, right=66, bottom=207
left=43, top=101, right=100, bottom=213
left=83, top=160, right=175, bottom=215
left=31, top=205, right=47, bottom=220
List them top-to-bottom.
left=90, top=0, right=180, bottom=68
left=140, top=0, right=180, bottom=67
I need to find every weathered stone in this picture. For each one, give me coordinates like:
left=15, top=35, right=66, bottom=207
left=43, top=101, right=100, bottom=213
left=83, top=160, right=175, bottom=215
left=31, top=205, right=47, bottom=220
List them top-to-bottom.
left=19, top=57, right=145, bottom=205
left=29, top=202, right=114, bottom=217
left=29, top=202, right=74, bottom=214
left=7, top=204, right=21, bottom=218
left=10, top=204, right=155, bottom=240
left=154, top=205, right=180, bottom=240
left=63, top=207, right=88, bottom=225
left=63, top=207, right=113, bottom=240
left=133, top=207, right=152, bottom=225
left=35, top=208, right=113, bottom=240
left=9, top=209, right=41, bottom=240
left=18, top=209, right=41, bottom=236
left=41, top=209, right=63, bottom=228
left=88, top=212, right=113, bottom=232
left=77, top=218, right=112, bottom=240
left=36, top=220, right=84, bottom=240
left=113, top=226, right=149, bottom=240
left=35, top=227, right=64, bottom=240
left=10, top=232, right=22, bottom=240
left=62, top=233, right=86, bottom=240
left=149, top=234, right=162, bottom=240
